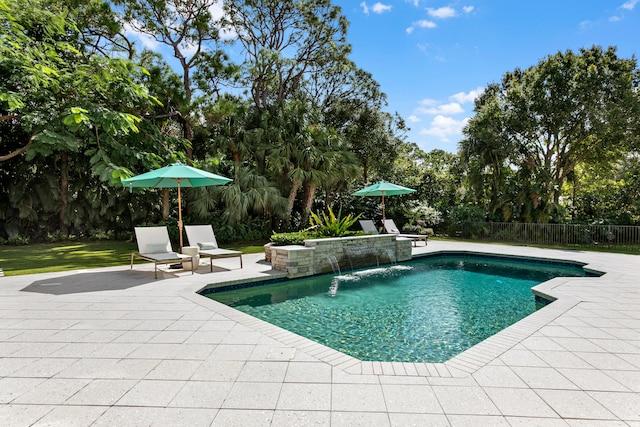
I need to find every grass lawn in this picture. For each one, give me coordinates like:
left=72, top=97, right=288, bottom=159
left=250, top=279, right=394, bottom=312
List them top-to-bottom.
left=2, top=238, right=636, bottom=277
left=0, top=241, right=267, bottom=276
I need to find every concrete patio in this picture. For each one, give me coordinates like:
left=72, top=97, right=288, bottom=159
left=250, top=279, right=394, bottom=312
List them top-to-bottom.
left=1, top=241, right=639, bottom=426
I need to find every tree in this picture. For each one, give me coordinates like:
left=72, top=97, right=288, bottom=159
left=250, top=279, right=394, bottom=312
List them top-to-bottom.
left=0, top=0, right=157, bottom=235
left=116, top=0, right=229, bottom=156
left=225, top=0, right=351, bottom=111
left=463, top=46, right=640, bottom=222
left=196, top=97, right=288, bottom=227
left=346, top=109, right=404, bottom=183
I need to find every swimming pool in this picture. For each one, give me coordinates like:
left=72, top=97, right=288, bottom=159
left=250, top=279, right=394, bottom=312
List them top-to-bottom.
left=206, top=253, right=596, bottom=363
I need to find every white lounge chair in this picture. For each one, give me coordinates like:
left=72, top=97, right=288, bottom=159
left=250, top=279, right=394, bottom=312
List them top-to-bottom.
left=359, top=219, right=379, bottom=234
left=383, top=219, right=428, bottom=247
left=184, top=225, right=243, bottom=271
left=131, top=226, right=195, bottom=279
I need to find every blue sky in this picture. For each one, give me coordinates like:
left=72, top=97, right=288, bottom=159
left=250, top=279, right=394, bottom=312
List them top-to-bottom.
left=333, top=0, right=640, bottom=152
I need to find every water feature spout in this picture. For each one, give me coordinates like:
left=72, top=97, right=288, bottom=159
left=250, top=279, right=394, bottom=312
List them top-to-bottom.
left=385, top=248, right=397, bottom=265
left=327, top=255, right=341, bottom=275
left=328, top=277, right=339, bottom=297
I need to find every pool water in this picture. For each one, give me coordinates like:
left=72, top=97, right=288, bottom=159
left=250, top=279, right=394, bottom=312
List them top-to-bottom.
left=208, top=254, right=593, bottom=363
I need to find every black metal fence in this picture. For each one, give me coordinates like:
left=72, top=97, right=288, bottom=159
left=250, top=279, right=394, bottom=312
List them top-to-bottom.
left=455, top=222, right=640, bottom=251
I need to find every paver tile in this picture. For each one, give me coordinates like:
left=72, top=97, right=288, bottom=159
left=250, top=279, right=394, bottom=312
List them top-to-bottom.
left=66, top=379, right=137, bottom=405
left=116, top=379, right=186, bottom=406
left=169, top=380, right=233, bottom=408
left=222, top=382, right=282, bottom=409
left=276, top=382, right=331, bottom=411
left=331, top=383, right=387, bottom=412
left=381, top=383, right=442, bottom=413
left=432, top=386, right=500, bottom=415
left=484, top=386, right=557, bottom=417
left=535, top=389, right=616, bottom=420
left=271, top=410, right=331, bottom=427
left=331, top=411, right=390, bottom=427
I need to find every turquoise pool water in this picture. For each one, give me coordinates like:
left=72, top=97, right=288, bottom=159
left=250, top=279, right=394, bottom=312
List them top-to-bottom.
left=207, top=254, right=593, bottom=363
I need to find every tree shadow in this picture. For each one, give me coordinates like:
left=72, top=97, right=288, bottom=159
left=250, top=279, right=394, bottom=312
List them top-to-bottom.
left=20, top=269, right=159, bottom=295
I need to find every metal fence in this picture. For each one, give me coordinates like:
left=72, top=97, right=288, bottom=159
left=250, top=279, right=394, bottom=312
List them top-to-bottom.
left=455, top=222, right=640, bottom=250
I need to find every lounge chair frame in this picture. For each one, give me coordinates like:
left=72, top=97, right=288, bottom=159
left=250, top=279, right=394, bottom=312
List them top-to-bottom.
left=383, top=219, right=428, bottom=247
left=184, top=225, right=243, bottom=271
left=131, top=226, right=195, bottom=279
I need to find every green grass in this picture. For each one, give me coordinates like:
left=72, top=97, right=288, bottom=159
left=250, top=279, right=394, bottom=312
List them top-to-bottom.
left=1, top=237, right=635, bottom=277
left=0, top=241, right=267, bottom=276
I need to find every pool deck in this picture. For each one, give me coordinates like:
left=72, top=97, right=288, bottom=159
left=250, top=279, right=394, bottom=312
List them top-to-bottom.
left=1, top=241, right=639, bottom=426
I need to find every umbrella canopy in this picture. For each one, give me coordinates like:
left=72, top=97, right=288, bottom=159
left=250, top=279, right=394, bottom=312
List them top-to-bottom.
left=122, top=162, right=232, bottom=248
left=353, top=180, right=416, bottom=220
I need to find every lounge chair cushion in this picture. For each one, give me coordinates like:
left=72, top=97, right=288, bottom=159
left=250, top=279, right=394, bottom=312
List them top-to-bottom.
left=198, top=241, right=218, bottom=250
left=144, top=243, right=170, bottom=254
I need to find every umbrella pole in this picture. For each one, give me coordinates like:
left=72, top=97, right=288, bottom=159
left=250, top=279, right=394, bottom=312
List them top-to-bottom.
left=177, top=182, right=183, bottom=249
left=382, top=193, right=385, bottom=221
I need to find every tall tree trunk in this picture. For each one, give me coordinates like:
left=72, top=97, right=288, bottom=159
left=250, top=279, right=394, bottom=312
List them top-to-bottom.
left=183, top=66, right=193, bottom=160
left=59, top=151, right=69, bottom=235
left=285, top=178, right=300, bottom=227
left=300, top=181, right=317, bottom=227
left=162, top=188, right=170, bottom=219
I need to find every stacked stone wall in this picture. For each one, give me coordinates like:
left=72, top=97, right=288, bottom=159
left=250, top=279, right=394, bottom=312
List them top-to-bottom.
left=267, top=235, right=412, bottom=278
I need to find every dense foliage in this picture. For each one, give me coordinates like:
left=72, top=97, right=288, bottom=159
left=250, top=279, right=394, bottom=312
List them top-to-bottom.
left=1, top=1, right=639, bottom=245
left=461, top=46, right=640, bottom=224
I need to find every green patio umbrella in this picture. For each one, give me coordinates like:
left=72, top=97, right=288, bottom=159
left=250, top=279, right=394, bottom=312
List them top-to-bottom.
left=122, top=162, right=232, bottom=248
left=353, top=180, right=416, bottom=220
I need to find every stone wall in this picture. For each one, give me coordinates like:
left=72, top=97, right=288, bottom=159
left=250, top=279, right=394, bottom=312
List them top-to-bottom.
left=268, top=235, right=413, bottom=278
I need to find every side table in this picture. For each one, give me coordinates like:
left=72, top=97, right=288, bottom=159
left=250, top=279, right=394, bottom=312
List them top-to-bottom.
left=181, top=246, right=200, bottom=271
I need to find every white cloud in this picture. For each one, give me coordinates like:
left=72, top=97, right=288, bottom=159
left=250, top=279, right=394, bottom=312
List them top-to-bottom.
left=405, top=0, right=420, bottom=6
left=622, top=0, right=639, bottom=10
left=209, top=1, right=237, bottom=40
left=360, top=1, right=369, bottom=14
left=208, top=2, right=225, bottom=20
left=372, top=2, right=392, bottom=13
left=427, top=6, right=456, bottom=19
left=463, top=6, right=474, bottom=13
left=609, top=15, right=622, bottom=22
left=406, top=19, right=437, bottom=33
left=579, top=20, right=593, bottom=30
left=122, top=21, right=160, bottom=51
left=179, top=40, right=200, bottom=59
left=449, top=87, right=484, bottom=104
left=410, top=89, right=483, bottom=143
left=419, top=98, right=438, bottom=106
left=417, top=102, right=464, bottom=115
left=419, top=115, right=469, bottom=142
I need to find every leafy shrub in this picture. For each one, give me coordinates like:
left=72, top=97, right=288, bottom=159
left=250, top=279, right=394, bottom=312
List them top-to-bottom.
left=407, top=203, right=444, bottom=228
left=447, top=204, right=488, bottom=238
left=449, top=204, right=486, bottom=224
left=309, top=207, right=361, bottom=237
left=402, top=224, right=434, bottom=236
left=494, top=229, right=517, bottom=241
left=46, top=230, right=69, bottom=243
left=270, top=231, right=315, bottom=246
left=7, top=235, right=30, bottom=245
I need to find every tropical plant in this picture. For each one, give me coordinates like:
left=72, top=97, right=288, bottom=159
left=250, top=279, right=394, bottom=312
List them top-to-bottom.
left=308, top=207, right=360, bottom=237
